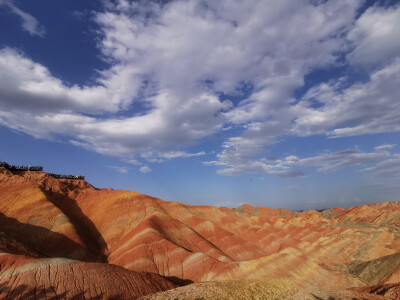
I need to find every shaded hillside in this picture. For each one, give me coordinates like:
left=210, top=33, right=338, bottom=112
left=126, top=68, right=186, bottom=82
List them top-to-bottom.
left=1, top=167, right=400, bottom=299
left=349, top=252, right=400, bottom=285
left=0, top=253, right=179, bottom=299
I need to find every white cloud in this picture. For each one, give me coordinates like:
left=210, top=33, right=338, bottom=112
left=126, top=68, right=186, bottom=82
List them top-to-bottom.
left=0, top=0, right=45, bottom=37
left=2, top=0, right=400, bottom=177
left=7, top=0, right=355, bottom=160
left=199, top=0, right=363, bottom=174
left=207, top=3, right=400, bottom=176
left=291, top=4, right=400, bottom=138
left=347, top=4, right=400, bottom=70
left=0, top=48, right=116, bottom=115
left=0, top=49, right=225, bottom=155
left=292, top=58, right=400, bottom=137
left=375, top=144, right=395, bottom=152
left=206, top=145, right=391, bottom=177
left=287, top=147, right=390, bottom=173
left=205, top=149, right=305, bottom=178
left=142, top=150, right=206, bottom=162
left=159, top=151, right=206, bottom=159
left=362, top=154, right=400, bottom=178
left=123, top=159, right=142, bottom=166
left=139, top=165, right=152, bottom=173
left=108, top=166, right=129, bottom=174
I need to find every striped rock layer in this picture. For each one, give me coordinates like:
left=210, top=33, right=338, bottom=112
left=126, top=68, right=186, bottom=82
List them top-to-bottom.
left=0, top=167, right=399, bottom=299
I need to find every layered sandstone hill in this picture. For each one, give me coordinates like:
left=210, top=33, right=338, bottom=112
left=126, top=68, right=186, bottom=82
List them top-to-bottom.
left=0, top=167, right=399, bottom=299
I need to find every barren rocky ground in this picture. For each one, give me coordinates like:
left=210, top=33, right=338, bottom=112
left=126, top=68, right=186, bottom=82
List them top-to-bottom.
left=1, top=167, right=399, bottom=299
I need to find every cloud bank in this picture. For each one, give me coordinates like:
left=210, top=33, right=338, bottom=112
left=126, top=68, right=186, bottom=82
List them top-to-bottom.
left=0, top=0, right=399, bottom=177
left=205, top=144, right=393, bottom=177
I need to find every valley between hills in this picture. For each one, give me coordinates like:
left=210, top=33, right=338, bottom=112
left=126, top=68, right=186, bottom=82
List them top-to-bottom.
left=1, top=166, right=400, bottom=299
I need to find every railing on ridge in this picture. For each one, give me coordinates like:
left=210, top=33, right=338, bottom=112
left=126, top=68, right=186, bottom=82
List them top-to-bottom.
left=0, top=161, right=84, bottom=180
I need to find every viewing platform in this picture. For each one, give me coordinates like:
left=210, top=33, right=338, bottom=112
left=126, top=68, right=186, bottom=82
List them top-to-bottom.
left=0, top=161, right=85, bottom=180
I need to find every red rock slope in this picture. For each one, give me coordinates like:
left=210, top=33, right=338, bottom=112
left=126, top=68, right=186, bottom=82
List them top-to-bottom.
left=1, top=166, right=400, bottom=299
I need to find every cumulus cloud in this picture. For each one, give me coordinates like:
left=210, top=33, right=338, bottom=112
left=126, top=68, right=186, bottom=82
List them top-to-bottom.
left=0, top=0, right=46, bottom=37
left=1, top=0, right=400, bottom=176
left=3, top=0, right=357, bottom=162
left=201, top=0, right=363, bottom=174
left=209, top=3, right=400, bottom=176
left=290, top=4, right=400, bottom=138
left=347, top=4, right=400, bottom=70
left=0, top=48, right=225, bottom=155
left=0, top=48, right=114, bottom=115
left=292, top=58, right=400, bottom=137
left=139, top=165, right=152, bottom=173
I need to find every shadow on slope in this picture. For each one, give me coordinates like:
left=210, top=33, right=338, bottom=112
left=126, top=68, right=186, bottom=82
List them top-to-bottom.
left=41, top=189, right=109, bottom=262
left=0, top=212, right=97, bottom=261
left=349, top=252, right=400, bottom=285
left=0, top=254, right=183, bottom=300
left=0, top=281, right=109, bottom=300
left=352, top=283, right=400, bottom=299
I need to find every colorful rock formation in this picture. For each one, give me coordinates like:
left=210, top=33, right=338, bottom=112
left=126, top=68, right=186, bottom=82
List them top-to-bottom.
left=0, top=166, right=399, bottom=299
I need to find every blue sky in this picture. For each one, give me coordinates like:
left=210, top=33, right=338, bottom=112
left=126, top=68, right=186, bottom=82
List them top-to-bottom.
left=1, top=0, right=400, bottom=210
